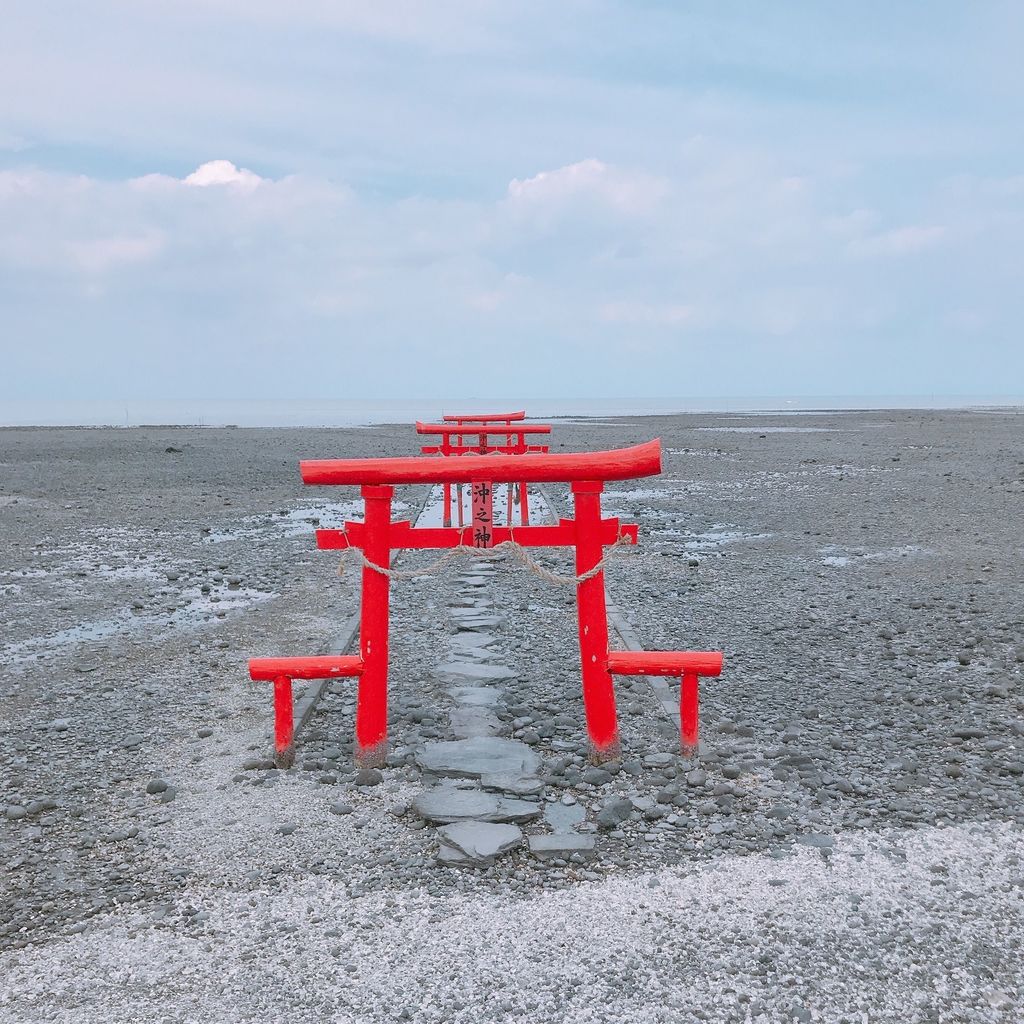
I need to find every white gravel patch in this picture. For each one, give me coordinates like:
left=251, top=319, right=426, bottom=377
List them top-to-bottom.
left=3, top=822, right=1021, bottom=1024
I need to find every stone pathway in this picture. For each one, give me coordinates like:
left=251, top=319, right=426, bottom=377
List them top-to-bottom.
left=409, top=561, right=596, bottom=866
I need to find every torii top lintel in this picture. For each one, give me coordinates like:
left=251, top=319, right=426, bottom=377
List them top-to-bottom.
left=441, top=411, right=526, bottom=423
left=415, top=421, right=551, bottom=437
left=301, top=439, right=662, bottom=486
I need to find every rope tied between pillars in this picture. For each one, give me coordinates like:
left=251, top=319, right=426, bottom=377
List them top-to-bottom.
left=337, top=530, right=636, bottom=586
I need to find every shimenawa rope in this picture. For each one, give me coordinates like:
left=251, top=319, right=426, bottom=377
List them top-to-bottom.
left=337, top=529, right=635, bottom=586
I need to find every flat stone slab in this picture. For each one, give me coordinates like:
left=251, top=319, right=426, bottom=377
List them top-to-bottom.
left=453, top=616, right=503, bottom=632
left=449, top=632, right=496, bottom=650
left=434, top=662, right=517, bottom=684
left=447, top=686, right=502, bottom=707
left=449, top=707, right=502, bottom=738
left=417, top=736, right=541, bottom=779
left=480, top=772, right=545, bottom=797
left=412, top=787, right=541, bottom=824
left=544, top=801, right=587, bottom=833
left=438, top=821, right=523, bottom=863
left=527, top=834, right=596, bottom=860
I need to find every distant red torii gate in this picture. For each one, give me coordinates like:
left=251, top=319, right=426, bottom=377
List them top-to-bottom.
left=417, top=418, right=552, bottom=528
left=249, top=440, right=723, bottom=767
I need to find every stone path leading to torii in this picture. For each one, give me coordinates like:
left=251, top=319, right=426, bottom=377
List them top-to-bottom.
left=409, top=562, right=596, bottom=866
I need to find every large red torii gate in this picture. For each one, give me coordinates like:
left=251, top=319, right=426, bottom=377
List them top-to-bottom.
left=250, top=440, right=723, bottom=767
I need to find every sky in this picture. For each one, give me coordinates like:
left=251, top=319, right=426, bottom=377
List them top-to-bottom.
left=2, top=2, right=1023, bottom=402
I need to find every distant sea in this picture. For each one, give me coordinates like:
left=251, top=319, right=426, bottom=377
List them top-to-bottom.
left=1, top=396, right=1022, bottom=428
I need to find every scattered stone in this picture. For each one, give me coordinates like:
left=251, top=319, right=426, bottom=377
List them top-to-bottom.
left=434, top=662, right=517, bottom=684
left=417, top=737, right=541, bottom=779
left=355, top=768, right=383, bottom=787
left=479, top=773, right=545, bottom=797
left=412, top=787, right=541, bottom=824
left=596, top=798, right=634, bottom=831
left=544, top=801, right=586, bottom=833
left=437, top=821, right=522, bottom=865
left=796, top=833, right=835, bottom=850
left=528, top=834, right=596, bottom=860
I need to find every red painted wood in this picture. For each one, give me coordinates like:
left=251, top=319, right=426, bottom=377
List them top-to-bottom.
left=442, top=411, right=526, bottom=423
left=417, top=422, right=550, bottom=436
left=302, top=440, right=662, bottom=486
left=420, top=443, right=549, bottom=456
left=572, top=482, right=620, bottom=758
left=356, top=485, right=392, bottom=764
left=315, top=520, right=636, bottom=551
left=607, top=651, right=723, bottom=677
left=250, top=655, right=364, bottom=680
left=680, top=669, right=700, bottom=755
left=273, top=675, right=295, bottom=764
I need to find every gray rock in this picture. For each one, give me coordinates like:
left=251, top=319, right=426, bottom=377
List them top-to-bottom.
left=452, top=616, right=503, bottom=631
left=449, top=633, right=495, bottom=650
left=434, top=662, right=517, bottom=684
left=447, top=686, right=502, bottom=707
left=448, top=707, right=502, bottom=739
left=417, top=737, right=541, bottom=779
left=355, top=768, right=383, bottom=787
left=479, top=772, right=545, bottom=796
left=412, top=787, right=541, bottom=824
left=596, top=797, right=634, bottom=830
left=544, top=801, right=586, bottom=833
left=330, top=802, right=354, bottom=815
left=437, top=821, right=522, bottom=864
left=797, top=833, right=835, bottom=849
left=528, top=834, right=596, bottom=860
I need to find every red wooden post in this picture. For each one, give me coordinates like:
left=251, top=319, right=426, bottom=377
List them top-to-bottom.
left=442, top=481, right=452, bottom=528
left=520, top=481, right=530, bottom=525
left=572, top=481, right=620, bottom=759
left=456, top=483, right=464, bottom=527
left=357, top=484, right=392, bottom=764
left=680, top=669, right=700, bottom=757
left=273, top=675, right=295, bottom=767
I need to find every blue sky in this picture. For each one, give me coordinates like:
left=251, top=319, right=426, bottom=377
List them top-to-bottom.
left=2, top=2, right=1022, bottom=401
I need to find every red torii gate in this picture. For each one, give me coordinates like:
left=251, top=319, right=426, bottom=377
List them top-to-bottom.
left=417, top=418, right=552, bottom=529
left=249, top=440, right=723, bottom=767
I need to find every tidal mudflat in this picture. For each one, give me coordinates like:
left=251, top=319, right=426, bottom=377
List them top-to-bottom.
left=1, top=410, right=1022, bottom=1022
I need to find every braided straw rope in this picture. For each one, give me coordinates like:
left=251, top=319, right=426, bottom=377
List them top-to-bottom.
left=338, top=529, right=635, bottom=586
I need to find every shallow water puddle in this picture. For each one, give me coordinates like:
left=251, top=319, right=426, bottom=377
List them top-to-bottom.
left=205, top=499, right=411, bottom=544
left=653, top=524, right=773, bottom=551
left=819, top=543, right=931, bottom=567
left=2, top=584, right=276, bottom=665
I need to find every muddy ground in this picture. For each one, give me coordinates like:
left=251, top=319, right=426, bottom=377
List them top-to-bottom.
left=1, top=410, right=1022, bottom=1023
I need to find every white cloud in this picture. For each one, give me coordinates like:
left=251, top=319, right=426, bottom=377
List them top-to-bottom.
left=183, top=159, right=263, bottom=190
left=507, top=159, right=668, bottom=215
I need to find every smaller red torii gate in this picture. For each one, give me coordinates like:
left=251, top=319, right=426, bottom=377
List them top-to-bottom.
left=417, top=418, right=552, bottom=529
left=250, top=440, right=724, bottom=768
